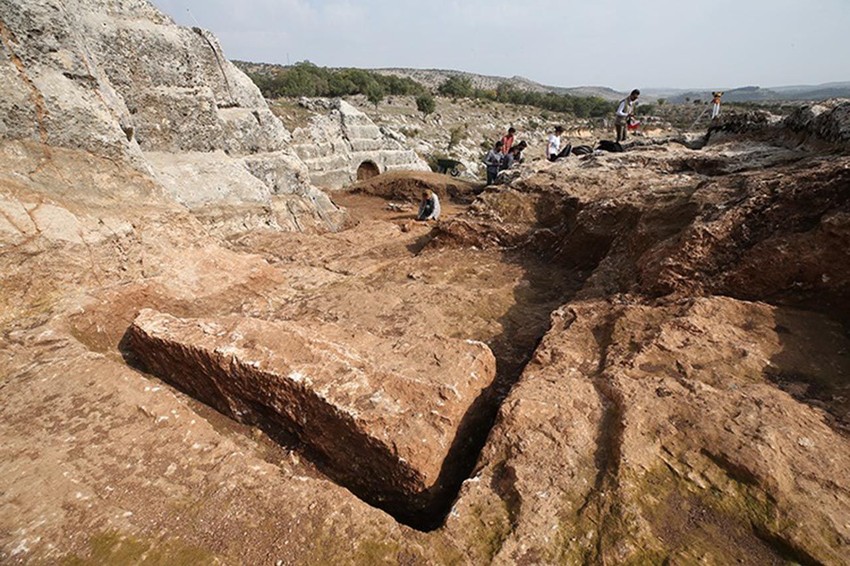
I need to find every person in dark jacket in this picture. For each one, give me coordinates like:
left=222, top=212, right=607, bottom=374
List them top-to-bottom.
left=484, top=140, right=505, bottom=185
left=500, top=141, right=527, bottom=170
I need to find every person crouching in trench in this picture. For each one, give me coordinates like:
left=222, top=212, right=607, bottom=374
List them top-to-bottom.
left=417, top=189, right=441, bottom=221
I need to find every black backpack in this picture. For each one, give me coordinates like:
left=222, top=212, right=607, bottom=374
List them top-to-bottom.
left=597, top=140, right=624, bottom=153
left=571, top=145, right=593, bottom=155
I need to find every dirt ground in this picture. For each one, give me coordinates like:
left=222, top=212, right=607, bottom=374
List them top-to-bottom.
left=3, top=132, right=849, bottom=564
left=1, top=172, right=586, bottom=562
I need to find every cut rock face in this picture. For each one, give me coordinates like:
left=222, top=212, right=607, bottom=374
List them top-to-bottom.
left=124, top=309, right=496, bottom=525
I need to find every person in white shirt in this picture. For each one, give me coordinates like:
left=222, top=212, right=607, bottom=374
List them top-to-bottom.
left=615, top=89, right=640, bottom=142
left=711, top=91, right=723, bottom=119
left=547, top=125, right=572, bottom=162
left=416, top=189, right=441, bottom=221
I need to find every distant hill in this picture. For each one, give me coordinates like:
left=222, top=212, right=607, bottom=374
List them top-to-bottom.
left=234, top=61, right=850, bottom=103
left=371, top=68, right=553, bottom=94
left=373, top=70, right=628, bottom=101
left=771, top=82, right=850, bottom=100
left=666, top=83, right=850, bottom=104
left=549, top=86, right=624, bottom=101
left=668, top=86, right=780, bottom=104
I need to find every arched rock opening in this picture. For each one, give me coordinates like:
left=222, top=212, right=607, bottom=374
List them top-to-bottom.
left=356, top=160, right=381, bottom=181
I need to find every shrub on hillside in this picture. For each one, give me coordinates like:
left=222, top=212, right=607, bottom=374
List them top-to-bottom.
left=438, top=76, right=474, bottom=99
left=416, top=93, right=436, bottom=116
left=447, top=124, right=467, bottom=151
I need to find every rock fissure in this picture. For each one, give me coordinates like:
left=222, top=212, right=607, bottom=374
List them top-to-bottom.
left=3, top=1, right=850, bottom=562
left=0, top=16, right=49, bottom=146
left=191, top=27, right=233, bottom=103
left=122, top=308, right=502, bottom=530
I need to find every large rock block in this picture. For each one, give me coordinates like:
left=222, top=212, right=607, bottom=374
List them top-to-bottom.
left=0, top=0, right=344, bottom=236
left=124, top=309, right=496, bottom=523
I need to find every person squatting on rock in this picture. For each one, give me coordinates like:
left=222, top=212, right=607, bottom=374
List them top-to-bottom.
left=615, top=89, right=640, bottom=142
left=711, top=91, right=723, bottom=119
left=547, top=126, right=572, bottom=162
left=500, top=127, right=516, bottom=154
left=484, top=140, right=505, bottom=185
left=500, top=141, right=528, bottom=170
left=416, top=189, right=441, bottom=221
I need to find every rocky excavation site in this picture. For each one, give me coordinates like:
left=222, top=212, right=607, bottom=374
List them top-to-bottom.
left=2, top=1, right=850, bottom=565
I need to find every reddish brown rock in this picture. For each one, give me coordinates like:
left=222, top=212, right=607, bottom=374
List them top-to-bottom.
left=3, top=8, right=850, bottom=557
left=446, top=296, right=850, bottom=564
left=124, top=308, right=496, bottom=523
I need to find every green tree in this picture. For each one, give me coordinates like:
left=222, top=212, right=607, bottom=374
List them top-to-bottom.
left=438, top=76, right=474, bottom=99
left=365, top=83, right=385, bottom=109
left=415, top=93, right=436, bottom=117
left=639, top=103, right=656, bottom=115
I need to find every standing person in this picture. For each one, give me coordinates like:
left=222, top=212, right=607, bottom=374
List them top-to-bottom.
left=615, top=89, right=640, bottom=142
left=711, top=91, right=723, bottom=119
left=546, top=126, right=572, bottom=162
left=500, top=127, right=517, bottom=154
left=484, top=140, right=505, bottom=185
left=417, top=189, right=441, bottom=221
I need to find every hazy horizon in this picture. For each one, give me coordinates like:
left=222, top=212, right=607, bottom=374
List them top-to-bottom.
left=151, top=0, right=849, bottom=92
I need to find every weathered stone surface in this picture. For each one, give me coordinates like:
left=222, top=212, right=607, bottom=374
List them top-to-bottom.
left=0, top=0, right=346, bottom=236
left=3, top=4, right=850, bottom=557
left=291, top=98, right=430, bottom=189
left=783, top=99, right=850, bottom=149
left=438, top=136, right=850, bottom=319
left=143, top=150, right=346, bottom=236
left=446, top=296, right=850, bottom=564
left=125, top=308, right=496, bottom=520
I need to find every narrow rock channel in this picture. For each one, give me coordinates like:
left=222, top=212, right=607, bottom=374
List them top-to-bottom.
left=119, top=190, right=588, bottom=530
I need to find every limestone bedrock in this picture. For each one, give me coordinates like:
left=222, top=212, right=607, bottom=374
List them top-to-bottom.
left=125, top=308, right=496, bottom=521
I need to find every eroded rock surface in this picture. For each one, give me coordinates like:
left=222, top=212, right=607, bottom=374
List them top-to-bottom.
left=0, top=0, right=346, bottom=236
left=3, top=1, right=850, bottom=561
left=446, top=296, right=850, bottom=564
left=125, top=308, right=496, bottom=524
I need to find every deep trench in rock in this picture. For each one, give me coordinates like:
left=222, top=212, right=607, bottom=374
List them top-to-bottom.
left=118, top=192, right=598, bottom=532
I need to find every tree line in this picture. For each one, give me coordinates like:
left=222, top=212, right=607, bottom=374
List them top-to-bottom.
left=248, top=62, right=614, bottom=118
left=248, top=62, right=425, bottom=106
left=437, top=76, right=611, bottom=118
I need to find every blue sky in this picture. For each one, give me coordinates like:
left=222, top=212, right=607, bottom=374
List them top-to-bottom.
left=151, top=0, right=849, bottom=91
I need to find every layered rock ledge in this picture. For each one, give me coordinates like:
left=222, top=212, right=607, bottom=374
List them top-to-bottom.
left=124, top=308, right=496, bottom=525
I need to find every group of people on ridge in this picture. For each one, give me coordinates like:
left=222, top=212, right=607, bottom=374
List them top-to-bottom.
left=420, top=87, right=725, bottom=220
left=481, top=88, right=645, bottom=185
left=483, top=127, right=529, bottom=185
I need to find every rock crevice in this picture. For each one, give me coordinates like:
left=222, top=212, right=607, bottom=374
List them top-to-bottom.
left=124, top=308, right=497, bottom=528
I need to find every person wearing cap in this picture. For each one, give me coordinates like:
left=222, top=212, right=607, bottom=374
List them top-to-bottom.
left=615, top=89, right=640, bottom=142
left=547, top=126, right=572, bottom=162
left=484, top=140, right=505, bottom=185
